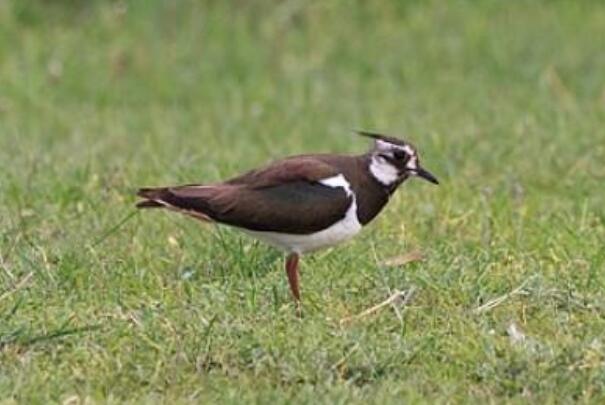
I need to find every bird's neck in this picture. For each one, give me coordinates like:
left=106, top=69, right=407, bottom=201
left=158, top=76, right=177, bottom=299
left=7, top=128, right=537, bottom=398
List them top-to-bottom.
left=343, top=155, right=393, bottom=226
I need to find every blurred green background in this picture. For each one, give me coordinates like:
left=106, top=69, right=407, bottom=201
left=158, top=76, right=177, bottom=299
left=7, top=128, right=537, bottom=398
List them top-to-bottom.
left=1, top=1, right=604, bottom=403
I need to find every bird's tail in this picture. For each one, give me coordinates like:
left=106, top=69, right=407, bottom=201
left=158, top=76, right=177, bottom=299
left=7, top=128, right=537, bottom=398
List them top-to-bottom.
left=135, top=187, right=212, bottom=221
left=136, top=187, right=170, bottom=208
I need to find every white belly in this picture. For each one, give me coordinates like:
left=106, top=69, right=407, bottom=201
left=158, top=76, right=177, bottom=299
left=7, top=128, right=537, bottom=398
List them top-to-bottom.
left=243, top=199, right=362, bottom=253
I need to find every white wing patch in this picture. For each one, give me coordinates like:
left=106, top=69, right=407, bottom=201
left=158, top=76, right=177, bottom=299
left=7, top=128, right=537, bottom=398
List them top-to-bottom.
left=319, top=174, right=353, bottom=195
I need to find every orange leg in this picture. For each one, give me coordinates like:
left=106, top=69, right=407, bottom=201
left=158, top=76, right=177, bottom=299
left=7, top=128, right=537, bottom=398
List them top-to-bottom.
left=285, top=253, right=302, bottom=315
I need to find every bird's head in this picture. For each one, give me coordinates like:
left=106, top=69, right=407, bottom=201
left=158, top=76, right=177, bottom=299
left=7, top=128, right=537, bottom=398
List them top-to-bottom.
left=358, top=130, right=439, bottom=187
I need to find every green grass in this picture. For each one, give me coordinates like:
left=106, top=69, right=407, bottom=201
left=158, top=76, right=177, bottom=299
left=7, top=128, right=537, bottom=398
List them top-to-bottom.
left=1, top=0, right=605, bottom=402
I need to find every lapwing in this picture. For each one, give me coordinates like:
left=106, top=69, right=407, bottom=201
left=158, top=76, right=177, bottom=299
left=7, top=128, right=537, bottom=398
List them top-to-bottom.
left=136, top=131, right=438, bottom=313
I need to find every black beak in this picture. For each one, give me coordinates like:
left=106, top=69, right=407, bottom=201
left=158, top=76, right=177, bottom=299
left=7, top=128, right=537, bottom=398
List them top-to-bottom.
left=415, top=167, right=439, bottom=185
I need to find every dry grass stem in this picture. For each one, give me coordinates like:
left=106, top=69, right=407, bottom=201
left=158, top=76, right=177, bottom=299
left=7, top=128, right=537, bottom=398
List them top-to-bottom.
left=380, top=251, right=424, bottom=267
left=474, top=277, right=534, bottom=314
left=340, top=287, right=417, bottom=326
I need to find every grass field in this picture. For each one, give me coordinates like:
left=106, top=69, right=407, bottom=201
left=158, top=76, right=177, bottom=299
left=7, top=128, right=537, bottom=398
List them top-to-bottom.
left=1, top=0, right=605, bottom=403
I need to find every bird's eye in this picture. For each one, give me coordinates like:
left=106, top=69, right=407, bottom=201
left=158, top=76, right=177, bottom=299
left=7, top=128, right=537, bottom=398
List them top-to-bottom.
left=393, top=150, right=408, bottom=161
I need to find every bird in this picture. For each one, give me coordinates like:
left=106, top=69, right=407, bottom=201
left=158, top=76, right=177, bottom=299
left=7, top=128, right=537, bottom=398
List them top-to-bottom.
left=136, top=131, right=438, bottom=314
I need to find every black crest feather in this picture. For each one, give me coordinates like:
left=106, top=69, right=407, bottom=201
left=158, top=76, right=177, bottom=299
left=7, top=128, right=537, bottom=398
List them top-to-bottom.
left=355, top=130, right=408, bottom=146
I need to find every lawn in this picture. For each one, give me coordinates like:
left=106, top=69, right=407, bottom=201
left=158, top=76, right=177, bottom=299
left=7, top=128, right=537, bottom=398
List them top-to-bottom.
left=1, top=0, right=605, bottom=403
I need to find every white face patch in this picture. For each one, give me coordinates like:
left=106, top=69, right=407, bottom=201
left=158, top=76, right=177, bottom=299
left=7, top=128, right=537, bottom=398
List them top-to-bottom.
left=369, top=137, right=419, bottom=185
left=375, top=139, right=394, bottom=152
left=376, top=140, right=415, bottom=157
left=369, top=155, right=399, bottom=185
left=406, top=156, right=418, bottom=170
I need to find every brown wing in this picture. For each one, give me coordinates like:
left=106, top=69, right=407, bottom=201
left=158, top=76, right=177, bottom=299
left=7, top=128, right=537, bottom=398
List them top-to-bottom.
left=225, top=156, right=341, bottom=188
left=136, top=157, right=352, bottom=234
